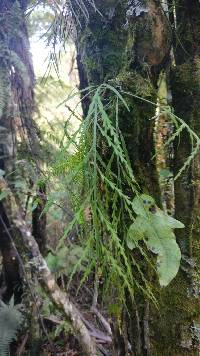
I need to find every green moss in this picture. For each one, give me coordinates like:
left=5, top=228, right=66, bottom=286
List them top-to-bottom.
left=78, top=1, right=129, bottom=84
left=83, top=57, right=97, bottom=71
left=148, top=57, right=200, bottom=355
left=172, top=63, right=200, bottom=121
left=116, top=70, right=155, bottom=97
left=150, top=267, right=200, bottom=355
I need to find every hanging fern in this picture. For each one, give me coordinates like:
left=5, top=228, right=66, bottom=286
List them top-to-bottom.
left=42, top=82, right=200, bottom=312
left=41, top=84, right=186, bottom=312
left=0, top=298, right=23, bottom=356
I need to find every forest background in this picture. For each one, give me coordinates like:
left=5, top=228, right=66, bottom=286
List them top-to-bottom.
left=0, top=1, right=200, bottom=355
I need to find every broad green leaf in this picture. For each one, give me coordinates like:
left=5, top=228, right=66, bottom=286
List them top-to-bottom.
left=127, top=194, right=184, bottom=286
left=132, top=194, right=155, bottom=217
left=155, top=209, right=185, bottom=229
left=143, top=215, right=181, bottom=286
left=156, top=238, right=181, bottom=287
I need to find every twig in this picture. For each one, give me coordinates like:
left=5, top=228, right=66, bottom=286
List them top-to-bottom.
left=0, top=177, right=97, bottom=356
left=0, top=215, right=56, bottom=354
left=92, top=266, right=99, bottom=308
left=143, top=300, right=150, bottom=353
left=91, top=306, right=112, bottom=336
left=43, top=315, right=112, bottom=344
left=16, top=333, right=29, bottom=356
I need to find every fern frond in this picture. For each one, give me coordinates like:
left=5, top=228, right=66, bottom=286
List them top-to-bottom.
left=0, top=299, right=23, bottom=356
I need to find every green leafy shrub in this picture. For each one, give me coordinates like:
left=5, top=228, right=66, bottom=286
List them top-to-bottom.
left=46, top=245, right=85, bottom=278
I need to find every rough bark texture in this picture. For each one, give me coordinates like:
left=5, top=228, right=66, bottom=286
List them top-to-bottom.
left=0, top=0, right=46, bottom=304
left=0, top=0, right=23, bottom=302
left=9, top=0, right=47, bottom=254
left=75, top=0, right=170, bottom=202
left=73, top=1, right=171, bottom=354
left=150, top=1, right=200, bottom=354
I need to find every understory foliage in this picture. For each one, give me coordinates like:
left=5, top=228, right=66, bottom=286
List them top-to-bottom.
left=1, top=2, right=200, bottom=353
left=1, top=74, right=200, bottom=345
left=42, top=83, right=200, bottom=311
left=0, top=298, right=23, bottom=356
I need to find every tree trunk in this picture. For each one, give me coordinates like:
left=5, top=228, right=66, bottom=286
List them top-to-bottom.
left=0, top=0, right=46, bottom=302
left=0, top=0, right=23, bottom=303
left=9, top=0, right=47, bottom=255
left=75, top=0, right=171, bottom=201
left=73, top=1, right=171, bottom=354
left=150, top=1, right=200, bottom=354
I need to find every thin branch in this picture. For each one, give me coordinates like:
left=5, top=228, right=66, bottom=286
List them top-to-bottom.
left=0, top=177, right=97, bottom=356
left=0, top=215, right=56, bottom=354
left=91, top=306, right=112, bottom=336
left=16, top=333, right=29, bottom=356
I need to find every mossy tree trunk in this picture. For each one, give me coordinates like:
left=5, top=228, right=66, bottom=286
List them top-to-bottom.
left=0, top=0, right=46, bottom=303
left=0, top=0, right=23, bottom=303
left=10, top=0, right=47, bottom=255
left=76, top=0, right=171, bottom=202
left=74, top=1, right=172, bottom=354
left=150, top=1, right=200, bottom=354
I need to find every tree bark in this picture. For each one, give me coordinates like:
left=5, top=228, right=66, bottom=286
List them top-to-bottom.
left=0, top=0, right=46, bottom=302
left=0, top=0, right=22, bottom=302
left=10, top=0, right=47, bottom=255
left=73, top=1, right=171, bottom=354
left=150, top=1, right=200, bottom=354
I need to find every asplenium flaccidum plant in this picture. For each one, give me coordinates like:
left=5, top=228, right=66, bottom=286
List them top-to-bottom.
left=126, top=194, right=184, bottom=287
